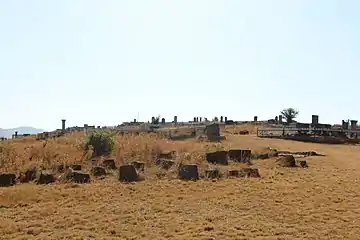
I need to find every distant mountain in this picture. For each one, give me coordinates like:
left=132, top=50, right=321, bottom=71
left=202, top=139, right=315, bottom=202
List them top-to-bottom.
left=0, top=127, right=45, bottom=138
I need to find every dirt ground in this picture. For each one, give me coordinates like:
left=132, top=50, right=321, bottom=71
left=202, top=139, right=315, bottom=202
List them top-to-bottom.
left=1, top=134, right=360, bottom=240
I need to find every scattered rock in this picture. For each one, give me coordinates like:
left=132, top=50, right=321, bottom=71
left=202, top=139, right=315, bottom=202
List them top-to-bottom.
left=239, top=130, right=249, bottom=135
left=277, top=150, right=323, bottom=157
left=206, top=151, right=228, bottom=165
left=306, top=151, right=322, bottom=156
left=275, top=155, right=296, bottom=167
left=102, top=159, right=116, bottom=170
left=155, top=159, right=175, bottom=170
left=297, top=160, right=308, bottom=168
left=131, top=161, right=145, bottom=172
left=119, top=164, right=139, bottom=182
left=178, top=164, right=199, bottom=180
left=91, top=166, right=106, bottom=177
left=18, top=168, right=37, bottom=183
left=241, top=168, right=260, bottom=178
left=62, top=169, right=91, bottom=183
left=204, top=169, right=221, bottom=179
left=36, top=171, right=55, bottom=184
left=72, top=171, right=91, bottom=183
left=0, top=173, right=16, bottom=187
left=204, top=226, right=214, bottom=231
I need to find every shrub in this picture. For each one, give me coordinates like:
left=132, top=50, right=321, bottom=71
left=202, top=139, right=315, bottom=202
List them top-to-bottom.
left=83, top=131, right=115, bottom=157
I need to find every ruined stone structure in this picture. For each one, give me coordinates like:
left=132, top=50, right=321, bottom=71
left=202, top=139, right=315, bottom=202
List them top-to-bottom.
left=279, top=115, right=283, bottom=123
left=312, top=115, right=319, bottom=125
left=173, top=116, right=177, bottom=124
left=254, top=116, right=258, bottom=122
left=61, top=119, right=66, bottom=133
left=342, top=120, right=349, bottom=130
left=351, top=120, right=358, bottom=130
left=202, top=123, right=224, bottom=141
left=12, top=131, right=18, bottom=139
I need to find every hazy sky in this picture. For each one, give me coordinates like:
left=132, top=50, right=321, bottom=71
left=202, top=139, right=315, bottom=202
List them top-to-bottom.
left=1, top=0, right=359, bottom=131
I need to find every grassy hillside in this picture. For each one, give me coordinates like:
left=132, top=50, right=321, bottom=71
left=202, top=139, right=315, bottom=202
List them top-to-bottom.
left=0, top=125, right=360, bottom=239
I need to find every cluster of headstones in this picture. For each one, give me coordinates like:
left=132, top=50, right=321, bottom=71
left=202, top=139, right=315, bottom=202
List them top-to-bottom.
left=192, top=116, right=229, bottom=123
left=0, top=149, right=262, bottom=187
left=154, top=149, right=260, bottom=179
left=0, top=159, right=147, bottom=187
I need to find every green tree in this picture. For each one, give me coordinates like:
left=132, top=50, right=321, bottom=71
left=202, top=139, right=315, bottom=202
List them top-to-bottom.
left=281, top=108, right=299, bottom=123
left=83, top=131, right=115, bottom=157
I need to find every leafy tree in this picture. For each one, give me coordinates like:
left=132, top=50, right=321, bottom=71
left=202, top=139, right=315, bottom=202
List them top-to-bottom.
left=281, top=108, right=299, bottom=123
left=83, top=131, right=115, bottom=157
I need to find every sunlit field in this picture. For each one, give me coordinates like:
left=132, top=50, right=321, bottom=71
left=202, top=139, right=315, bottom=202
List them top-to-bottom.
left=1, top=125, right=360, bottom=239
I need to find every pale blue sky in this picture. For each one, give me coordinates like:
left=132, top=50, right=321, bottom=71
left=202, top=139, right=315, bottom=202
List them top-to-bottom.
left=1, top=0, right=359, bottom=131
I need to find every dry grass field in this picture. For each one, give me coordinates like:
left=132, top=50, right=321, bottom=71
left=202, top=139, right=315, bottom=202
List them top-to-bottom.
left=1, top=125, right=360, bottom=239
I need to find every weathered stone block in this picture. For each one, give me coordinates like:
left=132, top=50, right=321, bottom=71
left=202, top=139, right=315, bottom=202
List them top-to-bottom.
left=206, top=151, right=228, bottom=165
left=70, top=164, right=82, bottom=171
left=178, top=164, right=199, bottom=181
left=119, top=165, right=139, bottom=182
left=19, top=168, right=37, bottom=183
left=63, top=169, right=91, bottom=183
left=37, top=171, right=55, bottom=184
left=0, top=173, right=16, bottom=187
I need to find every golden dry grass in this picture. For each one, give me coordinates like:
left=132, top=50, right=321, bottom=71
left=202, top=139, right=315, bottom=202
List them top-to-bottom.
left=1, top=125, right=360, bottom=239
